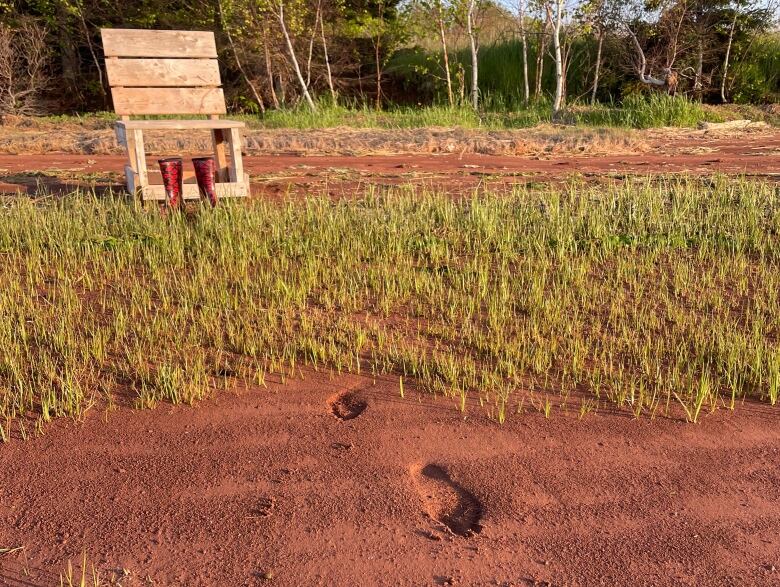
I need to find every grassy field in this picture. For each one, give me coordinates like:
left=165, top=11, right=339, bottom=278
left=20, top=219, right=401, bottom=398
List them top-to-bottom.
left=1, top=176, right=779, bottom=439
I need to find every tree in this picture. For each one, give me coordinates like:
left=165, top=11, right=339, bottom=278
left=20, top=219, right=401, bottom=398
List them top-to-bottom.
left=217, top=0, right=266, bottom=113
left=274, top=0, right=317, bottom=111
left=318, top=0, right=338, bottom=102
left=346, top=0, right=408, bottom=109
left=417, top=0, right=456, bottom=107
left=450, top=0, right=480, bottom=109
left=466, top=0, right=478, bottom=109
left=516, top=0, right=530, bottom=105
left=545, top=0, right=565, bottom=115
left=578, top=0, right=621, bottom=103
left=621, top=0, right=684, bottom=93
left=719, top=0, right=777, bottom=102
left=534, top=10, right=549, bottom=99
left=0, top=19, right=50, bottom=115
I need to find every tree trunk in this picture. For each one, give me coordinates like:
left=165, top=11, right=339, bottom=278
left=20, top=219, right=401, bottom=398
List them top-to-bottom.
left=218, top=0, right=265, bottom=113
left=374, top=0, right=385, bottom=110
left=466, top=0, right=479, bottom=110
left=518, top=0, right=529, bottom=106
left=547, top=0, right=564, bottom=115
left=277, top=1, right=317, bottom=111
left=306, top=1, right=322, bottom=88
left=57, top=3, right=80, bottom=101
left=438, top=6, right=454, bottom=107
left=76, top=7, right=106, bottom=106
left=320, top=7, right=336, bottom=102
left=720, top=11, right=737, bottom=103
left=535, top=21, right=547, bottom=99
left=263, top=25, right=280, bottom=109
left=626, top=25, right=668, bottom=88
left=590, top=28, right=603, bottom=105
left=375, top=36, right=382, bottom=110
left=694, top=39, right=704, bottom=100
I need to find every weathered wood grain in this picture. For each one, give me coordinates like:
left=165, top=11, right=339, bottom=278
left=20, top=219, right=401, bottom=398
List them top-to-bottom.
left=101, top=29, right=217, bottom=58
left=106, top=58, right=221, bottom=87
left=111, top=87, right=227, bottom=115
left=117, top=119, right=244, bottom=130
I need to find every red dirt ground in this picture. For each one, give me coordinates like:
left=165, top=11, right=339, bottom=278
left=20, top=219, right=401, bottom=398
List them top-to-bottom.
left=0, top=132, right=778, bottom=196
left=1, top=372, right=779, bottom=586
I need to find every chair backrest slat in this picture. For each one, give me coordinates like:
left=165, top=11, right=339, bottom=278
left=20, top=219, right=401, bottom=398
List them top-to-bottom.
left=101, top=29, right=225, bottom=117
left=102, top=29, right=217, bottom=58
left=105, top=58, right=221, bottom=88
left=110, top=87, right=226, bottom=116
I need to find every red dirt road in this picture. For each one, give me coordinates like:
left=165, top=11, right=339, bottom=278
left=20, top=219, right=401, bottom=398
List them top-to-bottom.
left=0, top=131, right=779, bottom=196
left=1, top=372, right=779, bottom=586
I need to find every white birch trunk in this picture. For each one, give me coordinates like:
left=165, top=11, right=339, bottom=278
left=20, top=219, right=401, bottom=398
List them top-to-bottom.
left=466, top=0, right=479, bottom=110
left=518, top=0, right=529, bottom=106
left=547, top=0, right=565, bottom=114
left=277, top=1, right=317, bottom=111
left=438, top=4, right=454, bottom=107
left=320, top=7, right=336, bottom=102
left=721, top=11, right=737, bottom=103
left=590, top=28, right=603, bottom=105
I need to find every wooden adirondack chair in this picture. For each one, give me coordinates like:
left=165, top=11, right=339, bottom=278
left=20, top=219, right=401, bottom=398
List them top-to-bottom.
left=101, top=28, right=248, bottom=201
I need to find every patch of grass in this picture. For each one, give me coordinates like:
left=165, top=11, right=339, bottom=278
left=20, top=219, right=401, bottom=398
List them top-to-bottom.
left=22, top=94, right=725, bottom=132
left=575, top=94, right=722, bottom=128
left=253, top=95, right=718, bottom=130
left=1, top=176, right=779, bottom=435
left=59, top=551, right=102, bottom=587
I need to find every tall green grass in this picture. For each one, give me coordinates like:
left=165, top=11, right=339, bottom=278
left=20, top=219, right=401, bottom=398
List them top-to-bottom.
left=250, top=94, right=716, bottom=129
left=31, top=95, right=721, bottom=130
left=254, top=101, right=483, bottom=129
left=1, top=177, right=779, bottom=437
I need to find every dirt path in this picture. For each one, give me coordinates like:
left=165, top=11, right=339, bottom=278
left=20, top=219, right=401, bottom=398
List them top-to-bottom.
left=0, top=132, right=778, bottom=196
left=1, top=372, right=779, bottom=586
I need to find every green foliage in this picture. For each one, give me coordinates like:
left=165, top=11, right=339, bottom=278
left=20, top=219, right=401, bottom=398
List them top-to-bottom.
left=730, top=34, right=780, bottom=104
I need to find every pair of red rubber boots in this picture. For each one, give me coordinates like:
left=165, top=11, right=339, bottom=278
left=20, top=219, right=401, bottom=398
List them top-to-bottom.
left=158, top=157, right=218, bottom=209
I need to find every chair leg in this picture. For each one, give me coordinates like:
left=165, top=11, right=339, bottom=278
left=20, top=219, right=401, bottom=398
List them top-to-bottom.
left=123, top=128, right=147, bottom=199
left=211, top=128, right=229, bottom=183
left=227, top=128, right=244, bottom=184
left=131, top=129, right=148, bottom=192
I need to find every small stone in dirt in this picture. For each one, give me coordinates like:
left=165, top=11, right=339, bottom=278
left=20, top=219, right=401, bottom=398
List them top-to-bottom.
left=330, top=442, right=353, bottom=450
left=255, top=569, right=274, bottom=581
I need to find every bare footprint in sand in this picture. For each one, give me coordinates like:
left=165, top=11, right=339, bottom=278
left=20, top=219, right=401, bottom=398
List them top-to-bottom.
left=329, top=391, right=367, bottom=421
left=411, top=464, right=483, bottom=537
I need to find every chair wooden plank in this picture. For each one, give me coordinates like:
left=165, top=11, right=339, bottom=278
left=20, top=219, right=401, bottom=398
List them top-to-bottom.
left=101, top=29, right=217, bottom=58
left=106, top=58, right=221, bottom=88
left=111, top=87, right=227, bottom=115
left=118, top=119, right=244, bottom=130
left=212, top=126, right=230, bottom=182
left=227, top=128, right=244, bottom=182
left=140, top=177, right=249, bottom=201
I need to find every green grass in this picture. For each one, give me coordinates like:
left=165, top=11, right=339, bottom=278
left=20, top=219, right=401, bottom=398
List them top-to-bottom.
left=27, top=94, right=724, bottom=131
left=253, top=95, right=719, bottom=129
left=1, top=176, right=779, bottom=438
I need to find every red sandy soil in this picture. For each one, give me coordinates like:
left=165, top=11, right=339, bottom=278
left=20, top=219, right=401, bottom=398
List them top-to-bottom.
left=0, top=132, right=778, bottom=196
left=1, top=371, right=779, bottom=586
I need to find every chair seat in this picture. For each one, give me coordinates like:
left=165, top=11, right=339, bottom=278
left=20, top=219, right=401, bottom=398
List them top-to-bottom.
left=117, top=119, right=245, bottom=131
